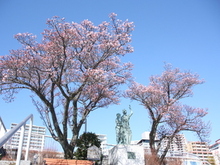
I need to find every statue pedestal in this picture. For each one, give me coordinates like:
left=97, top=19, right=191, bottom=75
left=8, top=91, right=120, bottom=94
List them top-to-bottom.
left=108, top=144, right=145, bottom=165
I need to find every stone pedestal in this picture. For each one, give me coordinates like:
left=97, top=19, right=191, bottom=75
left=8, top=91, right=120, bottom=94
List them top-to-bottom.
left=108, top=145, right=145, bottom=165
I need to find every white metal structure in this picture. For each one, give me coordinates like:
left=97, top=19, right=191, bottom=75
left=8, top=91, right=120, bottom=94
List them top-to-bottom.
left=0, top=114, right=33, bottom=165
left=0, top=117, right=7, bottom=138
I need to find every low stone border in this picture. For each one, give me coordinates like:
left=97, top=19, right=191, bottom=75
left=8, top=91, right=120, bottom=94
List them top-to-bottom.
left=43, top=158, right=94, bottom=165
left=0, top=160, right=31, bottom=165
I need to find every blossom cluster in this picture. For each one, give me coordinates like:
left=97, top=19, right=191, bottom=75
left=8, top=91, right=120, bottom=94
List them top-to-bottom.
left=0, top=13, right=134, bottom=113
left=125, top=64, right=208, bottom=140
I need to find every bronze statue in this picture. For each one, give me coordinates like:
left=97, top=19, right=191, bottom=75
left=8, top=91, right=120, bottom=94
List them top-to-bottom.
left=115, top=106, right=133, bottom=144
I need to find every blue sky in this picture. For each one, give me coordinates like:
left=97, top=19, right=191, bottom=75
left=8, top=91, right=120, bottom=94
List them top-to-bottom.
left=1, top=0, right=220, bottom=150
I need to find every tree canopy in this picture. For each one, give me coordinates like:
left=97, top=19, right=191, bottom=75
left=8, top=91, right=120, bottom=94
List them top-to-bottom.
left=0, top=13, right=134, bottom=158
left=125, top=64, right=210, bottom=165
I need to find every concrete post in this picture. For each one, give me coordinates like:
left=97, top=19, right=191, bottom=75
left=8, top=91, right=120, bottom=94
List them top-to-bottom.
left=25, top=117, right=33, bottom=161
left=16, top=124, right=26, bottom=165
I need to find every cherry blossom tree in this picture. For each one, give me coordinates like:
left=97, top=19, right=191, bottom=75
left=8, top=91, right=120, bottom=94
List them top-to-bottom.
left=0, top=13, right=134, bottom=159
left=125, top=64, right=210, bottom=165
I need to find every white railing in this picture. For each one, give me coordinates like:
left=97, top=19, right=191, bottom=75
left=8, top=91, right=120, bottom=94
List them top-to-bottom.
left=0, top=114, right=33, bottom=165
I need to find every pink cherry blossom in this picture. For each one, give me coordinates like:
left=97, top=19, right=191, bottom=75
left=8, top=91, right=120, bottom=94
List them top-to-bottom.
left=0, top=13, right=134, bottom=159
left=125, top=64, right=210, bottom=164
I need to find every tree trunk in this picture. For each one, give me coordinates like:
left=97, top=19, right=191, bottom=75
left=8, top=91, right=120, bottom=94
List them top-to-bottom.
left=149, top=119, right=161, bottom=165
left=149, top=120, right=158, bottom=154
left=60, top=139, right=74, bottom=159
left=63, top=147, right=74, bottom=159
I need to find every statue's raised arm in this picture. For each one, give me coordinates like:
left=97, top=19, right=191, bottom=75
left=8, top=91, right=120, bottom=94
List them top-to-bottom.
left=128, top=105, right=133, bottom=118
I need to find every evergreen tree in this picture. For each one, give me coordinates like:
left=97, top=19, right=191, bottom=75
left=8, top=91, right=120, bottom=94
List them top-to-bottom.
left=74, top=132, right=101, bottom=160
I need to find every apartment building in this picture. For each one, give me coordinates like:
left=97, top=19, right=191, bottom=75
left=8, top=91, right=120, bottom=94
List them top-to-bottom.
left=6, top=123, right=46, bottom=151
left=136, top=132, right=152, bottom=154
left=137, top=132, right=187, bottom=155
left=97, top=134, right=108, bottom=156
left=160, top=134, right=188, bottom=155
left=210, top=139, right=220, bottom=165
left=187, top=141, right=215, bottom=164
